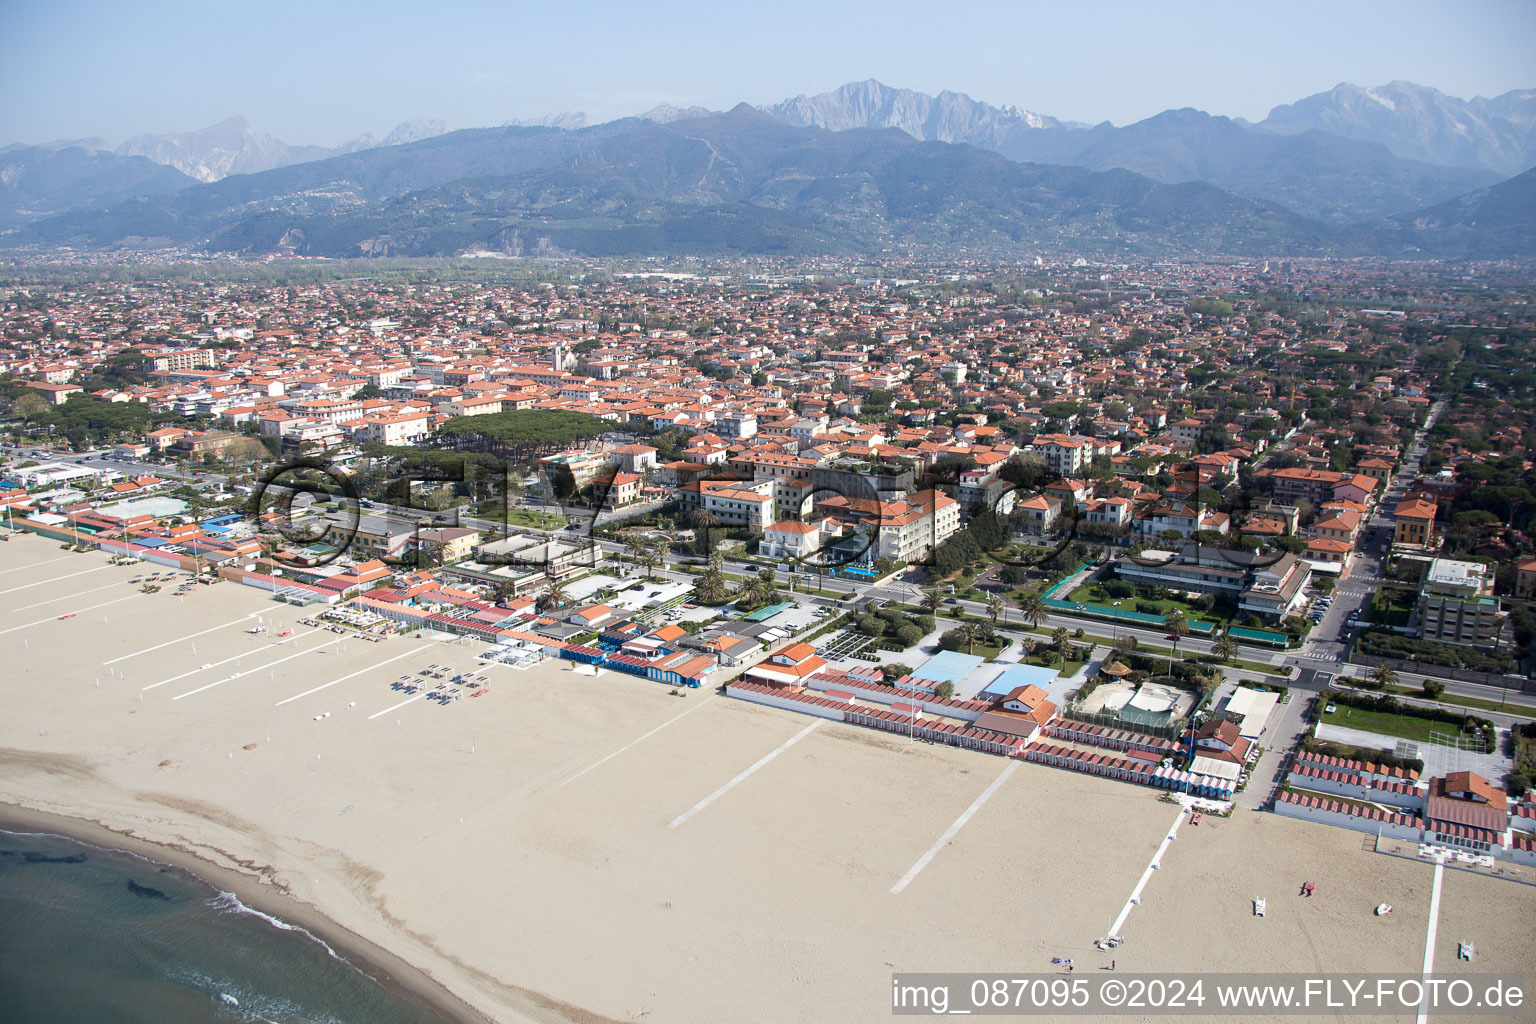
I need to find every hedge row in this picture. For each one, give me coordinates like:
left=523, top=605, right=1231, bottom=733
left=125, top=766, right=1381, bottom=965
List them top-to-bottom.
left=1357, top=629, right=1516, bottom=673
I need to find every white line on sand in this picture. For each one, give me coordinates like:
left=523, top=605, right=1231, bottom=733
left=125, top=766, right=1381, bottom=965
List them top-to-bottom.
left=0, top=555, right=75, bottom=575
left=0, top=564, right=111, bottom=595
left=11, top=581, right=125, bottom=613
left=0, top=594, right=144, bottom=636
left=103, top=613, right=260, bottom=665
left=141, top=629, right=323, bottom=691
left=173, top=638, right=341, bottom=700
left=276, top=646, right=422, bottom=706
left=369, top=693, right=426, bottom=719
left=554, top=695, right=718, bottom=790
left=669, top=720, right=822, bottom=829
left=891, top=760, right=1019, bottom=894
left=1103, top=804, right=1188, bottom=938
left=1417, top=859, right=1445, bottom=1024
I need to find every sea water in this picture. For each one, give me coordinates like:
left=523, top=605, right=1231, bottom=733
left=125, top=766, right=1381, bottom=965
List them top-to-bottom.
left=0, top=829, right=450, bottom=1024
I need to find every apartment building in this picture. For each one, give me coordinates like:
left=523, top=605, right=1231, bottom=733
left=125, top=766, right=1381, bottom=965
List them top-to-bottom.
left=140, top=348, right=216, bottom=373
left=441, top=395, right=504, bottom=417
left=284, top=398, right=365, bottom=424
left=357, top=411, right=430, bottom=446
left=715, top=412, right=759, bottom=439
left=1031, top=433, right=1094, bottom=477
left=608, top=444, right=659, bottom=475
left=539, top=449, right=608, bottom=491
left=695, top=480, right=775, bottom=533
left=818, top=488, right=960, bottom=564
left=1393, top=496, right=1439, bottom=550
left=325, top=514, right=413, bottom=561
left=758, top=519, right=827, bottom=561
left=1236, top=552, right=1311, bottom=620
left=1515, top=556, right=1536, bottom=600
left=1417, top=558, right=1505, bottom=649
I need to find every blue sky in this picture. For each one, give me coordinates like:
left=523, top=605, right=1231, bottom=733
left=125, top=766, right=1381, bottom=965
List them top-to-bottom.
left=3, top=0, right=1533, bottom=145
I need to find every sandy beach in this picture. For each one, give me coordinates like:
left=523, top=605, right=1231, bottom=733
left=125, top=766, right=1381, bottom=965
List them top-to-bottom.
left=2, top=533, right=1532, bottom=1023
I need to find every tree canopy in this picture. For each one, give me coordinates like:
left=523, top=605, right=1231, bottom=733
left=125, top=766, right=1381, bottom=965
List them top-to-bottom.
left=437, top=409, right=612, bottom=448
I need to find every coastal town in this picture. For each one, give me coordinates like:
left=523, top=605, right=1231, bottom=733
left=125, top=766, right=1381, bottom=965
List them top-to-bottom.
left=3, top=255, right=1536, bottom=1021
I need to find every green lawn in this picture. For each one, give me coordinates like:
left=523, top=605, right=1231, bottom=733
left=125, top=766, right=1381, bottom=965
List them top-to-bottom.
left=505, top=508, right=567, bottom=529
left=1064, top=583, right=1222, bottom=627
left=1366, top=588, right=1415, bottom=628
left=1380, top=684, right=1536, bottom=718
left=1323, top=704, right=1442, bottom=743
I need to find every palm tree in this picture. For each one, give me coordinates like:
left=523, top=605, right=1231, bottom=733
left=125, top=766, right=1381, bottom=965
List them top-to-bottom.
left=690, top=508, right=722, bottom=556
left=622, top=534, right=646, bottom=573
left=638, top=543, right=663, bottom=581
left=707, top=548, right=725, bottom=574
left=696, top=568, right=727, bottom=604
left=743, top=569, right=781, bottom=608
left=537, top=576, right=569, bottom=612
left=921, top=590, right=943, bottom=615
left=1018, top=590, right=1048, bottom=630
left=986, top=594, right=1005, bottom=627
left=1163, top=611, right=1188, bottom=675
left=1163, top=611, right=1189, bottom=640
left=958, top=621, right=981, bottom=655
left=1051, top=626, right=1070, bottom=653
left=1212, top=633, right=1238, bottom=663
left=1020, top=636, right=1037, bottom=662
left=1369, top=663, right=1398, bottom=690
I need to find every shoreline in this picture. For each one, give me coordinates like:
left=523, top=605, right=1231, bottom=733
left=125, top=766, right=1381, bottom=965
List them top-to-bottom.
left=0, top=800, right=495, bottom=1024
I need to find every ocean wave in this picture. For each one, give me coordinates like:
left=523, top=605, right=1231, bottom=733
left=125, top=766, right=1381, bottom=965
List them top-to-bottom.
left=205, top=891, right=352, bottom=966
left=171, top=967, right=348, bottom=1024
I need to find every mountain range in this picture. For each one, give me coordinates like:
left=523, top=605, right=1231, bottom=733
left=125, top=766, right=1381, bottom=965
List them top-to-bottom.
left=3, top=80, right=1532, bottom=259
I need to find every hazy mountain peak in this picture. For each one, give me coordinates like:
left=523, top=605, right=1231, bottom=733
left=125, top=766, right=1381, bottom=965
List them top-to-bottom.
left=760, top=79, right=1063, bottom=153
left=1261, top=81, right=1536, bottom=173
left=639, top=103, right=717, bottom=124
left=504, top=112, right=588, bottom=131
left=115, top=115, right=329, bottom=182
left=334, top=119, right=454, bottom=156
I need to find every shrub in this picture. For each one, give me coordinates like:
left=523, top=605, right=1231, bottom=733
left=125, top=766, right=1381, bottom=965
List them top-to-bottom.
left=1104, top=579, right=1136, bottom=599
left=1358, top=630, right=1516, bottom=673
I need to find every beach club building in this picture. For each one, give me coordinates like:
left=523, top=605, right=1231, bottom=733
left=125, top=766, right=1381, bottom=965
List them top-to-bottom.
left=1279, top=764, right=1533, bottom=865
